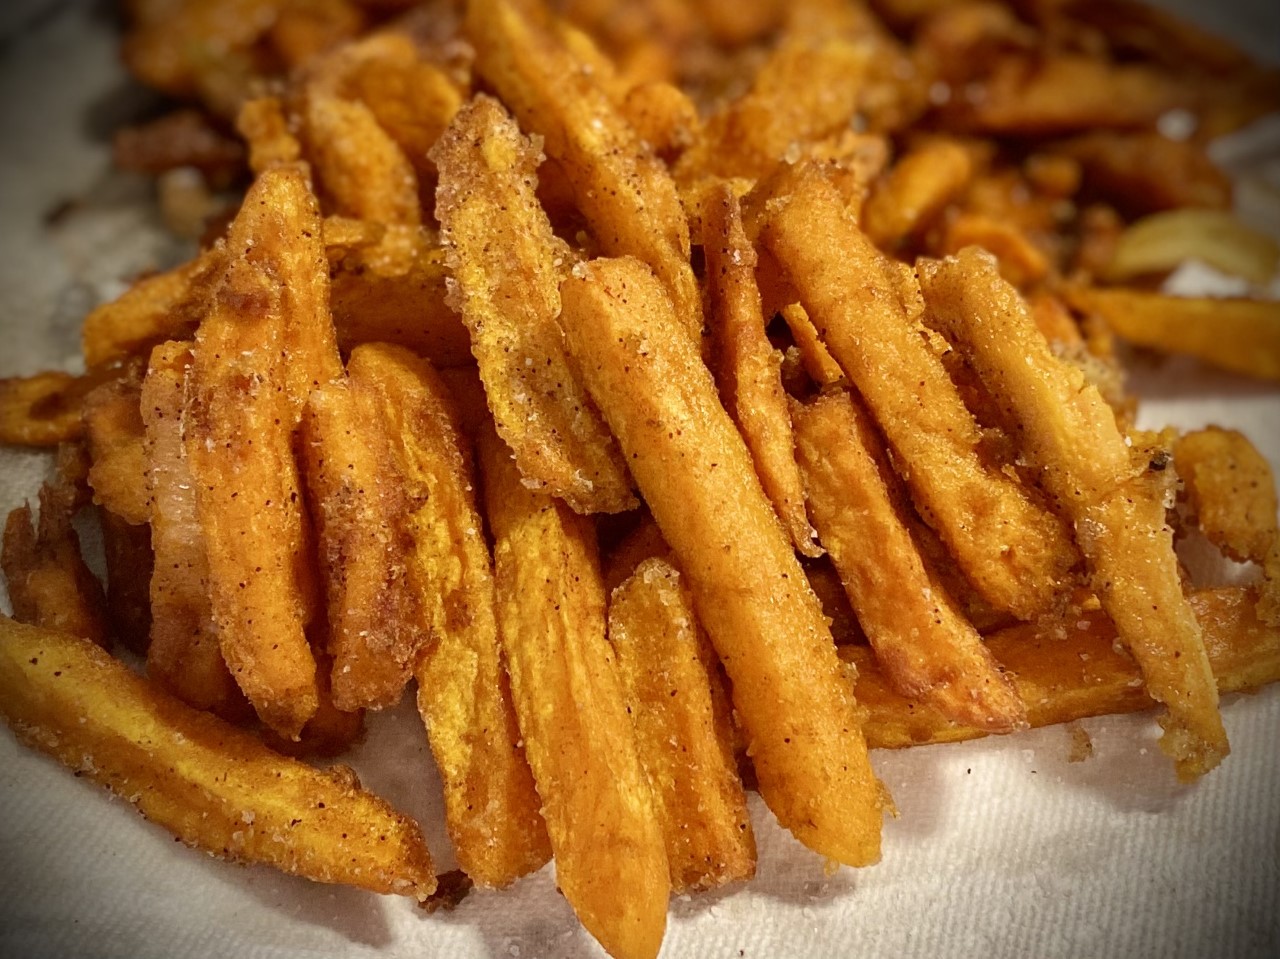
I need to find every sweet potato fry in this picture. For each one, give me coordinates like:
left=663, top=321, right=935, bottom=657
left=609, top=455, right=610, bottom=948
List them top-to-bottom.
left=467, top=0, right=701, bottom=340
left=432, top=94, right=634, bottom=514
left=755, top=161, right=1077, bottom=619
left=184, top=168, right=326, bottom=739
left=702, top=184, right=818, bottom=557
left=919, top=248, right=1228, bottom=780
left=559, top=256, right=885, bottom=868
left=1064, top=288, right=1280, bottom=382
left=141, top=341, right=245, bottom=719
left=350, top=343, right=550, bottom=889
left=83, top=376, right=149, bottom=526
left=299, top=379, right=420, bottom=711
left=791, top=389, right=1025, bottom=731
left=479, top=422, right=668, bottom=959
left=2, top=471, right=109, bottom=649
left=608, top=557, right=756, bottom=893
left=848, top=588, right=1279, bottom=750
left=0, top=615, right=436, bottom=899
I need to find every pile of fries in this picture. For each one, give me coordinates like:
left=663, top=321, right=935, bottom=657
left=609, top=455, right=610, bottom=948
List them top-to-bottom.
left=2, top=1, right=1279, bottom=957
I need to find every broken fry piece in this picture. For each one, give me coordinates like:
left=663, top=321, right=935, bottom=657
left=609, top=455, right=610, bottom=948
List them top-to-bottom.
left=559, top=255, right=885, bottom=867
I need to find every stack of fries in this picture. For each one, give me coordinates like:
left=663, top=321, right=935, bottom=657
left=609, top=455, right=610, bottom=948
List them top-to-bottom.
left=2, top=1, right=1279, bottom=957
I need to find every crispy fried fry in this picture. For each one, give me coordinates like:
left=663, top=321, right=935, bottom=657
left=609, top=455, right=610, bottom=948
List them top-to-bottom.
left=468, top=0, right=701, bottom=340
left=432, top=94, right=635, bottom=514
left=237, top=96, right=302, bottom=174
left=862, top=138, right=973, bottom=251
left=756, top=161, right=1077, bottom=619
left=184, top=168, right=327, bottom=739
left=702, top=183, right=818, bottom=557
left=919, top=247, right=1228, bottom=779
left=559, top=256, right=885, bottom=867
left=1064, top=287, right=1280, bottom=382
left=779, top=304, right=844, bottom=388
left=142, top=341, right=245, bottom=719
left=350, top=343, right=550, bottom=889
left=0, top=372, right=95, bottom=447
left=83, top=376, right=149, bottom=526
left=299, top=379, right=420, bottom=710
left=792, top=389, right=1025, bottom=731
left=479, top=422, right=668, bottom=959
left=1175, top=427, right=1278, bottom=567
left=2, top=471, right=109, bottom=649
left=99, top=510, right=153, bottom=655
left=608, top=557, right=756, bottom=894
left=848, top=588, right=1279, bottom=750
left=0, top=615, right=436, bottom=899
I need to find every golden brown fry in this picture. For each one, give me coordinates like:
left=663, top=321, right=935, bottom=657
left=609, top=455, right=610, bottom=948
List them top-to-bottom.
left=267, top=0, right=365, bottom=69
left=468, top=0, right=701, bottom=339
left=620, top=81, right=700, bottom=161
left=305, top=92, right=422, bottom=226
left=431, top=94, right=635, bottom=514
left=237, top=96, right=302, bottom=174
left=862, top=138, right=973, bottom=251
left=755, top=161, right=1077, bottom=619
left=184, top=168, right=326, bottom=739
left=702, top=184, right=819, bottom=557
left=940, top=212, right=1050, bottom=288
left=919, top=248, right=1228, bottom=779
left=559, top=256, right=885, bottom=867
left=1065, top=287, right=1280, bottom=382
left=779, top=304, right=844, bottom=388
left=142, top=341, right=245, bottom=719
left=350, top=343, right=550, bottom=889
left=0, top=371, right=95, bottom=447
left=83, top=377, right=149, bottom=526
left=299, top=379, right=420, bottom=711
left=792, top=390, right=1025, bottom=731
left=479, top=422, right=668, bottom=959
left=1175, top=427, right=1278, bottom=567
left=2, top=473, right=109, bottom=649
left=99, top=510, right=153, bottom=655
left=608, top=557, right=756, bottom=894
left=848, top=588, right=1280, bottom=750
left=0, top=615, right=436, bottom=899
left=264, top=649, right=365, bottom=759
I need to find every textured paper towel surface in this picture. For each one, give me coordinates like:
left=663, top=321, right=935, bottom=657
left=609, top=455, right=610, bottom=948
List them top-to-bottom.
left=1, top=4, right=1278, bottom=959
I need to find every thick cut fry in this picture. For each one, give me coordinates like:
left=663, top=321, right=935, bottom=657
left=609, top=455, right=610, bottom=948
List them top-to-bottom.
left=467, top=0, right=701, bottom=340
left=304, top=92, right=421, bottom=226
left=431, top=95, right=634, bottom=514
left=862, top=139, right=973, bottom=251
left=756, top=162, right=1077, bottom=619
left=184, top=168, right=326, bottom=739
left=702, top=184, right=818, bottom=557
left=919, top=248, right=1228, bottom=780
left=559, top=256, right=885, bottom=867
left=1065, top=288, right=1280, bottom=382
left=142, top=342, right=245, bottom=719
left=350, top=344, right=549, bottom=889
left=83, top=377, right=149, bottom=525
left=299, top=380, right=420, bottom=711
left=792, top=390, right=1025, bottom=731
left=479, top=424, right=668, bottom=959
left=1176, top=427, right=1279, bottom=566
left=2, top=477, right=109, bottom=649
left=608, top=558, right=756, bottom=894
left=847, top=589, right=1279, bottom=750
left=0, top=616, right=436, bottom=899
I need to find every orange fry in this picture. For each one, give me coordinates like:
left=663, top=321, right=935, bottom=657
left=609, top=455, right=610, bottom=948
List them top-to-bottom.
left=559, top=256, right=885, bottom=867
left=83, top=375, right=149, bottom=526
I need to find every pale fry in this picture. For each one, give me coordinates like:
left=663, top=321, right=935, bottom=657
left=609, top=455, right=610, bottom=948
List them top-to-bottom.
left=467, top=0, right=701, bottom=340
left=432, top=94, right=634, bottom=514
left=756, top=161, right=1077, bottom=619
left=184, top=168, right=323, bottom=739
left=702, top=184, right=819, bottom=557
left=1104, top=210, right=1280, bottom=286
left=919, top=248, right=1228, bottom=780
left=559, top=256, right=885, bottom=867
left=1065, top=288, right=1280, bottom=382
left=142, top=341, right=245, bottom=719
left=350, top=343, right=550, bottom=889
left=83, top=376, right=149, bottom=526
left=299, top=379, right=420, bottom=711
left=791, top=390, right=1025, bottom=731
left=479, top=423, right=668, bottom=959
left=608, top=557, right=756, bottom=894
left=847, top=588, right=1279, bottom=750
left=0, top=615, right=436, bottom=899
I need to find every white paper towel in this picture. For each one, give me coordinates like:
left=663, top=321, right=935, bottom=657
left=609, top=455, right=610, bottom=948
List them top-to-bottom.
left=1, top=4, right=1278, bottom=959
